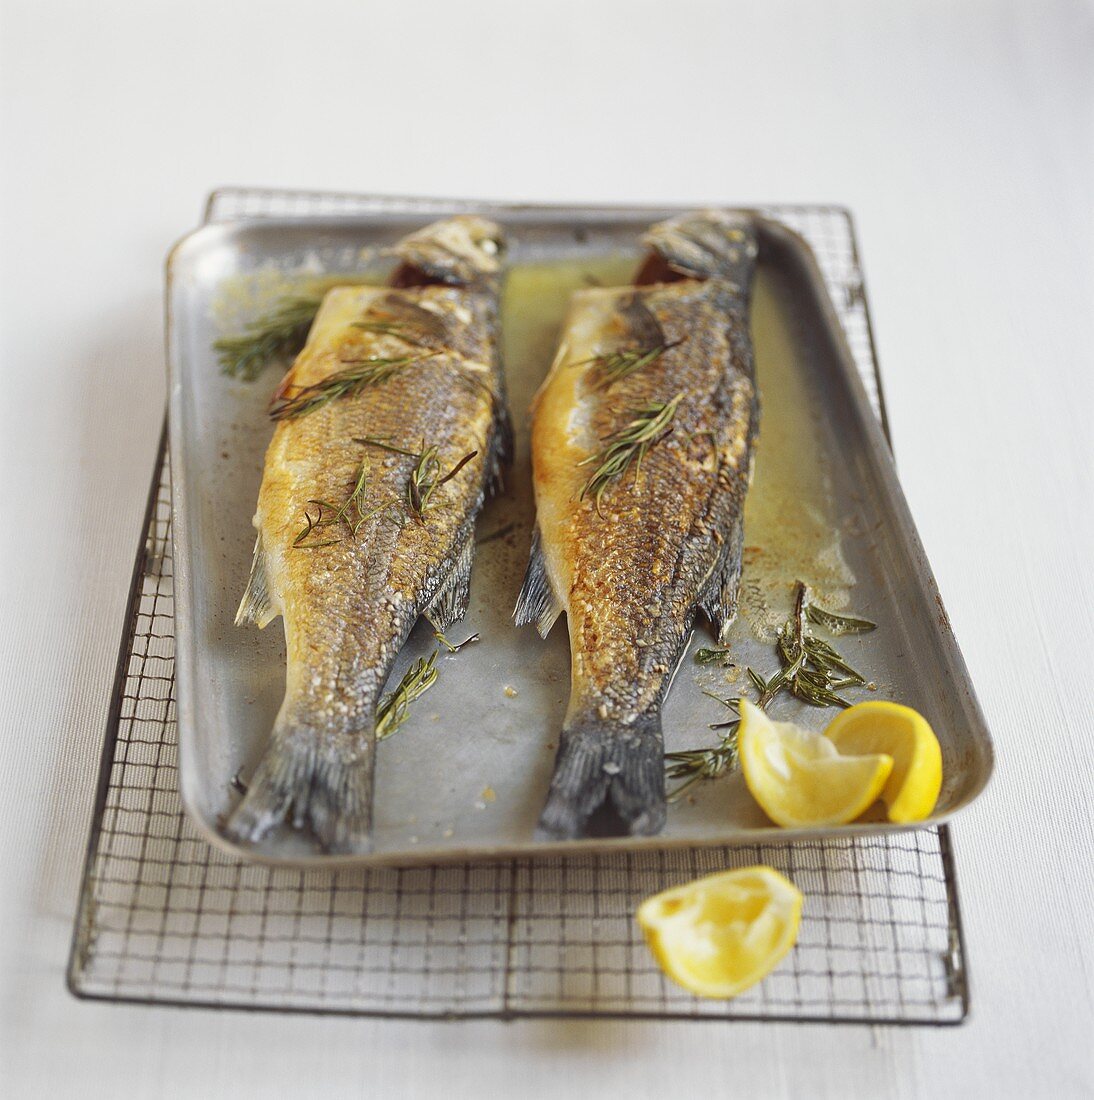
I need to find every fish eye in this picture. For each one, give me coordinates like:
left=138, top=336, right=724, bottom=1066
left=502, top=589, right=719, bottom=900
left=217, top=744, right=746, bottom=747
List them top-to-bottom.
left=478, top=237, right=501, bottom=256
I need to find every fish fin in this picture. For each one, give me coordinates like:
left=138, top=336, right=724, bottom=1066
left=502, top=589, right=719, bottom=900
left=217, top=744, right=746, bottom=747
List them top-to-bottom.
left=486, top=403, right=514, bottom=496
left=698, top=520, right=744, bottom=644
left=513, top=526, right=563, bottom=638
left=235, top=534, right=277, bottom=628
left=425, top=535, right=475, bottom=631
left=537, top=711, right=666, bottom=840
left=225, top=721, right=374, bottom=855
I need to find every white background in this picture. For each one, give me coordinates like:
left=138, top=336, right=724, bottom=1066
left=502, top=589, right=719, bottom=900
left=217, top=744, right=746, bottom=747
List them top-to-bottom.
left=1, top=1, right=1092, bottom=1096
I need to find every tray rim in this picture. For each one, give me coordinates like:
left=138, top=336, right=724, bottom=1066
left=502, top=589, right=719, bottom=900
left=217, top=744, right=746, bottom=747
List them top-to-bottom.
left=166, top=196, right=993, bottom=870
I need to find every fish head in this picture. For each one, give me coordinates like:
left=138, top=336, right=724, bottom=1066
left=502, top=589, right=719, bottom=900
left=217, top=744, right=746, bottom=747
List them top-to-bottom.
left=641, top=210, right=758, bottom=288
left=392, top=215, right=505, bottom=285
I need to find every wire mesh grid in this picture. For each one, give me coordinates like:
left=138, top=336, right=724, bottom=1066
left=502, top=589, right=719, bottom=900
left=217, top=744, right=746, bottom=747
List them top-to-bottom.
left=67, top=191, right=966, bottom=1024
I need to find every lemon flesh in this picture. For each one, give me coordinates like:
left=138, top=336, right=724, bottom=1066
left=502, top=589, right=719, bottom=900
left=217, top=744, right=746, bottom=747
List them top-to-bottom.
left=738, top=700, right=893, bottom=828
left=824, top=701, right=942, bottom=823
left=637, top=866, right=803, bottom=999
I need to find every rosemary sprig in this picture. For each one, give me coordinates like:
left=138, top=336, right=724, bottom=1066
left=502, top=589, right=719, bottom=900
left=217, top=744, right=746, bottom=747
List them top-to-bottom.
left=214, top=295, right=322, bottom=380
left=577, top=340, right=683, bottom=390
left=270, top=354, right=432, bottom=421
left=579, top=395, right=682, bottom=514
left=288, top=420, right=479, bottom=552
left=351, top=436, right=478, bottom=525
left=407, top=447, right=478, bottom=521
left=292, top=458, right=383, bottom=549
left=292, top=503, right=342, bottom=549
left=293, top=504, right=331, bottom=548
left=666, top=582, right=878, bottom=796
left=744, top=583, right=865, bottom=711
left=374, top=628, right=478, bottom=741
left=695, top=646, right=736, bottom=668
left=375, top=652, right=439, bottom=741
left=666, top=695, right=740, bottom=801
left=665, top=731, right=740, bottom=802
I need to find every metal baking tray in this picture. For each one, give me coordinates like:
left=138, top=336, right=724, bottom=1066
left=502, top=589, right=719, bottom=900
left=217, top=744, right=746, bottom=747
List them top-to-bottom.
left=167, top=199, right=993, bottom=867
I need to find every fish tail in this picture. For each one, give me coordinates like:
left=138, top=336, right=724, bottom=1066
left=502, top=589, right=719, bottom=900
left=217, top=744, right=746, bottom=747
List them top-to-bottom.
left=537, top=711, right=666, bottom=840
left=225, top=715, right=374, bottom=855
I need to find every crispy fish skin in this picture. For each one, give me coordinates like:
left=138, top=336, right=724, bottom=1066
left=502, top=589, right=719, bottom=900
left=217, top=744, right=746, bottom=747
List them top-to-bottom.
left=516, top=211, right=759, bottom=840
left=228, top=216, right=510, bottom=854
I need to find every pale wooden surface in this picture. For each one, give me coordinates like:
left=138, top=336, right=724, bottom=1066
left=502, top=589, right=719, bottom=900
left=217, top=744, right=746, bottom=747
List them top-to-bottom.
left=1, top=1, right=1092, bottom=1096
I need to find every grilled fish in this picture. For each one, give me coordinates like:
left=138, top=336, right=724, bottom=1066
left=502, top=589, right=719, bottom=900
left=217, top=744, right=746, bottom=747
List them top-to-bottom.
left=515, top=211, right=759, bottom=839
left=228, top=216, right=511, bottom=853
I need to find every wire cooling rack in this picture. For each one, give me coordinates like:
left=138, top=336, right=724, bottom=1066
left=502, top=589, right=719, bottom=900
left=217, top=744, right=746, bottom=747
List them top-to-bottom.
left=67, top=191, right=968, bottom=1024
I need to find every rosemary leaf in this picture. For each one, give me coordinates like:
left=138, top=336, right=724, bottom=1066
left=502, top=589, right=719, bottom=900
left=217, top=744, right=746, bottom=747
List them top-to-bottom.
left=353, top=436, right=420, bottom=458
left=291, top=501, right=343, bottom=550
left=806, top=603, right=877, bottom=635
left=434, top=630, right=480, bottom=653
left=803, top=635, right=866, bottom=683
left=695, top=647, right=736, bottom=667
left=746, top=666, right=768, bottom=696
left=793, top=666, right=833, bottom=690
left=791, top=679, right=852, bottom=709
left=702, top=690, right=739, bottom=710
left=702, top=690, right=740, bottom=730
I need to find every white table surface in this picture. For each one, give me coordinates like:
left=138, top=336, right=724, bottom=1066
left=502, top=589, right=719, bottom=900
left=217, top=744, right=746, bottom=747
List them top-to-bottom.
left=1, top=1, right=1091, bottom=1096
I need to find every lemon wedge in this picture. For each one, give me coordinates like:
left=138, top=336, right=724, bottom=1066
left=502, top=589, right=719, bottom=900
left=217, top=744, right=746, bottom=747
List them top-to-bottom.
left=738, top=700, right=893, bottom=827
left=824, top=701, right=942, bottom=823
left=637, top=866, right=803, bottom=999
